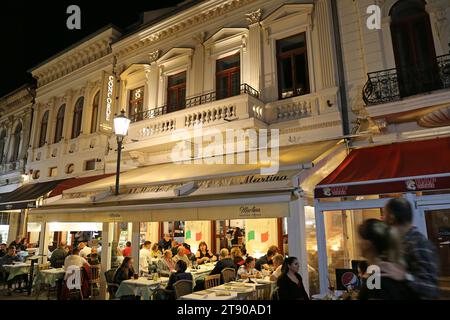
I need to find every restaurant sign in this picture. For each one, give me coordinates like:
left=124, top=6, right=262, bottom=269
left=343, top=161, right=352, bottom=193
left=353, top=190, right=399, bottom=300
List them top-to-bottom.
left=99, top=71, right=116, bottom=133
left=315, top=175, right=450, bottom=198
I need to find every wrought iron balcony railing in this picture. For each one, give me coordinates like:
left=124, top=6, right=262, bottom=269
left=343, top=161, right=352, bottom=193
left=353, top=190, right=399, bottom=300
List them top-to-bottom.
left=362, top=54, right=450, bottom=105
left=129, top=83, right=259, bottom=123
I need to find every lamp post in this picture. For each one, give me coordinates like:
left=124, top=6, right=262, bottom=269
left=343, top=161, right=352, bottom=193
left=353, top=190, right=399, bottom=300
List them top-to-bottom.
left=113, top=110, right=130, bottom=196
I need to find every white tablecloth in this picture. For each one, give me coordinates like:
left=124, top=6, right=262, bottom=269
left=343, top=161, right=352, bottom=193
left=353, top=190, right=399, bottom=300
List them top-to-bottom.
left=3, top=263, right=31, bottom=281
left=34, top=268, right=65, bottom=287
left=115, top=277, right=169, bottom=300
left=180, top=290, right=239, bottom=300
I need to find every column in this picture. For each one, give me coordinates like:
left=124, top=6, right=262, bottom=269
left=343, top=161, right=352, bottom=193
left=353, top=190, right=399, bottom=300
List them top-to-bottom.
left=314, top=0, right=337, bottom=91
left=246, top=9, right=263, bottom=93
left=192, top=33, right=205, bottom=96
left=63, top=91, right=74, bottom=141
left=19, top=109, right=33, bottom=161
left=288, top=196, right=309, bottom=295
left=314, top=199, right=328, bottom=294
left=7, top=212, right=20, bottom=244
left=38, top=222, right=50, bottom=263
left=100, top=222, right=114, bottom=300
left=131, top=222, right=141, bottom=275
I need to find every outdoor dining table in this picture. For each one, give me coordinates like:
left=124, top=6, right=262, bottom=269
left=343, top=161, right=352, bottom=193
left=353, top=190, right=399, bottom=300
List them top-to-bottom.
left=2, top=262, right=32, bottom=281
left=187, top=263, right=216, bottom=282
left=33, top=268, right=65, bottom=287
left=115, top=276, right=169, bottom=300
left=207, top=281, right=258, bottom=300
left=180, top=289, right=240, bottom=300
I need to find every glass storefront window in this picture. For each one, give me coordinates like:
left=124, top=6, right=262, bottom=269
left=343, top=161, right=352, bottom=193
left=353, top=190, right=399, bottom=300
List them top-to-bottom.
left=305, top=206, right=320, bottom=295
left=323, top=208, right=382, bottom=288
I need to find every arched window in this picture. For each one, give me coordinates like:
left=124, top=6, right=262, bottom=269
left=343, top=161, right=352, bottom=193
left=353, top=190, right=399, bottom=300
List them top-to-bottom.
left=390, top=0, right=439, bottom=97
left=90, top=91, right=100, bottom=133
left=71, top=97, right=84, bottom=139
left=54, top=104, right=65, bottom=143
left=38, top=111, right=49, bottom=147
left=11, top=123, right=22, bottom=162
left=0, top=130, right=6, bottom=163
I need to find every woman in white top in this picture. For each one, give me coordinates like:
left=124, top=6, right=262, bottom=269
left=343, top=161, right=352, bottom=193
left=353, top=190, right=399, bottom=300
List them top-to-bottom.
left=237, top=256, right=262, bottom=280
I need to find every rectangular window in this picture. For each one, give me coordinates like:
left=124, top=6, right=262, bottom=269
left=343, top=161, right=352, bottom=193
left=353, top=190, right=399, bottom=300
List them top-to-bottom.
left=276, top=33, right=310, bottom=99
left=216, top=53, right=240, bottom=100
left=167, top=72, right=186, bottom=113
left=128, top=86, right=144, bottom=121
left=84, top=159, right=96, bottom=171
left=49, top=167, right=58, bottom=177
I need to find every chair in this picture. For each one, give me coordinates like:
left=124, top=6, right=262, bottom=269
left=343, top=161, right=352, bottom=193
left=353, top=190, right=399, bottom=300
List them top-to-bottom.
left=89, top=265, right=101, bottom=300
left=221, top=268, right=236, bottom=283
left=104, top=269, right=118, bottom=300
left=204, top=274, right=221, bottom=289
left=173, top=280, right=193, bottom=299
left=255, top=283, right=271, bottom=300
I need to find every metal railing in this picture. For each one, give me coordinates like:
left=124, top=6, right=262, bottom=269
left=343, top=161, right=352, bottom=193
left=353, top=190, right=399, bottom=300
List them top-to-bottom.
left=362, top=54, right=450, bottom=105
left=130, top=83, right=259, bottom=123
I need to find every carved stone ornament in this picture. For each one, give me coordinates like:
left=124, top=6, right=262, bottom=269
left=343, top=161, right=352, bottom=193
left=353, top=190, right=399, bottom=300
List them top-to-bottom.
left=245, top=9, right=262, bottom=25
left=148, top=49, right=160, bottom=63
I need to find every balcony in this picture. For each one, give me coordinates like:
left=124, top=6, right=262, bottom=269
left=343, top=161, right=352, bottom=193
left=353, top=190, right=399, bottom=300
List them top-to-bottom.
left=363, top=54, right=450, bottom=106
left=129, top=83, right=259, bottom=123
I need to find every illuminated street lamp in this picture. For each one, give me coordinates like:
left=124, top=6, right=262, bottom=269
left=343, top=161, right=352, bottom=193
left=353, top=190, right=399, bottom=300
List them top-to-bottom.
left=113, top=110, right=130, bottom=196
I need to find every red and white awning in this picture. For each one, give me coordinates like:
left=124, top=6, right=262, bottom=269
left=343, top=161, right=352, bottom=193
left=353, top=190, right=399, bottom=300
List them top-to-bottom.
left=315, top=137, right=450, bottom=198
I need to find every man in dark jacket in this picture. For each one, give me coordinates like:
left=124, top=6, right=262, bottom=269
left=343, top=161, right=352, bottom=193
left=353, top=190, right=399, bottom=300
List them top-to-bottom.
left=382, top=198, right=440, bottom=300
left=50, top=241, right=68, bottom=268
left=209, top=248, right=235, bottom=283
left=255, top=248, right=276, bottom=271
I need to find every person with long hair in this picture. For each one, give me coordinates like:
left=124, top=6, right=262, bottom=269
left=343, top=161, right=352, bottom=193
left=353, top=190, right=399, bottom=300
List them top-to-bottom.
left=357, top=219, right=419, bottom=300
left=195, top=241, right=216, bottom=265
left=113, top=256, right=135, bottom=285
left=276, top=256, right=309, bottom=300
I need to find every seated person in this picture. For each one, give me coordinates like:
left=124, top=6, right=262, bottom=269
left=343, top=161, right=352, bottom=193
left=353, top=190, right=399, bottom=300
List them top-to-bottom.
left=50, top=241, right=68, bottom=268
left=170, top=241, right=180, bottom=256
left=195, top=241, right=217, bottom=265
left=78, top=242, right=92, bottom=259
left=0, top=243, right=7, bottom=257
left=150, top=243, right=162, bottom=259
left=0, top=246, right=24, bottom=294
left=173, top=246, right=191, bottom=268
left=87, top=247, right=100, bottom=265
left=230, top=247, right=244, bottom=270
left=63, top=248, right=89, bottom=272
left=209, top=248, right=234, bottom=283
left=255, top=248, right=276, bottom=271
left=157, top=250, right=176, bottom=276
left=270, top=254, right=285, bottom=281
left=237, top=256, right=262, bottom=280
left=113, top=257, right=135, bottom=285
left=165, top=260, right=193, bottom=291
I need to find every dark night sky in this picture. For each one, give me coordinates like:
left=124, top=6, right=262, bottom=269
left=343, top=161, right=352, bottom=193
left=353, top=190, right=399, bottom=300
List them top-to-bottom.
left=0, top=0, right=186, bottom=97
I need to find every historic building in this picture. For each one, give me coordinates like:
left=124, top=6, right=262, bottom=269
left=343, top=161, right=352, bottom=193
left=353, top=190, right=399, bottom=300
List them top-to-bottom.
left=3, top=0, right=448, bottom=298
left=313, top=0, right=450, bottom=295
left=26, top=27, right=121, bottom=183
left=0, top=85, right=34, bottom=243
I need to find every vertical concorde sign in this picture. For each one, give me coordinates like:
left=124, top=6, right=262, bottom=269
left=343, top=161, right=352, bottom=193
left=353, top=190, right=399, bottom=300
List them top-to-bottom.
left=99, top=71, right=116, bottom=133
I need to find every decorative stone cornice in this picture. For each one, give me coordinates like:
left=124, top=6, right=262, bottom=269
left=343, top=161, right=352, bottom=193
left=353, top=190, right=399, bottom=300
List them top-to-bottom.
left=114, top=0, right=257, bottom=59
left=245, top=8, right=262, bottom=25
left=32, top=28, right=121, bottom=89
left=0, top=86, right=34, bottom=115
